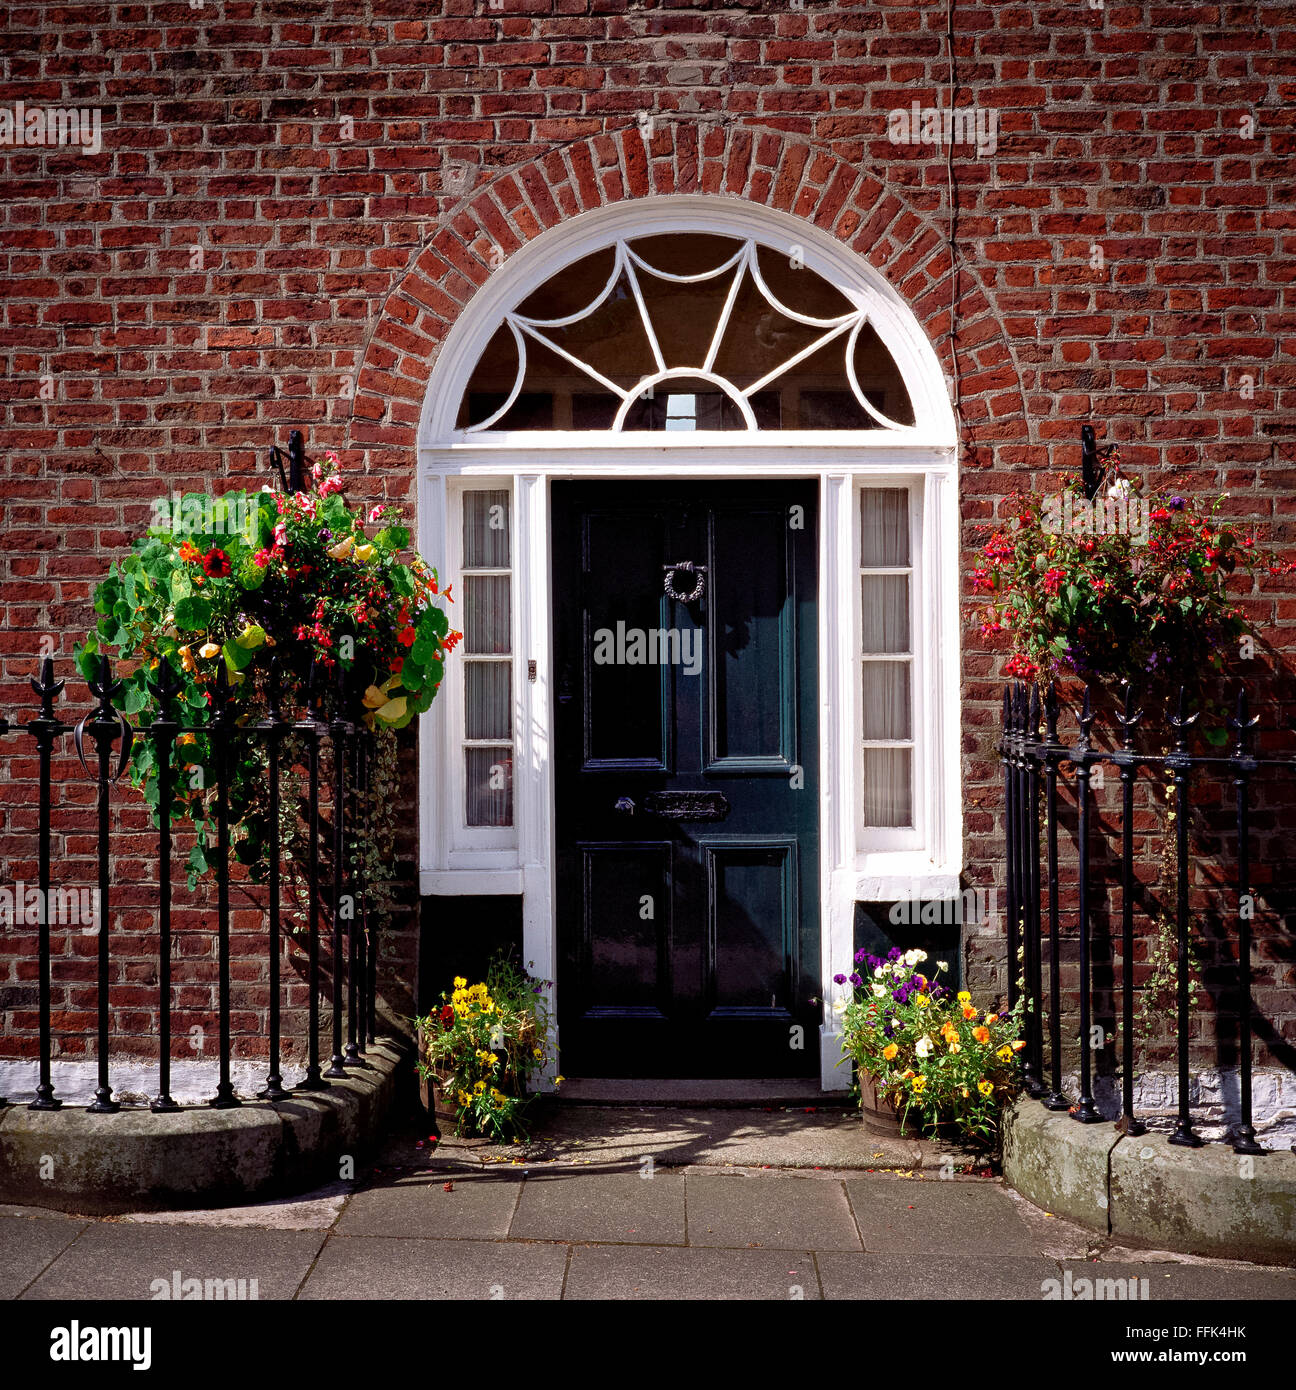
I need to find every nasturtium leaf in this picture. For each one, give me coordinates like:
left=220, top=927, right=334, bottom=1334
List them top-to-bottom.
left=375, top=525, right=410, bottom=551
left=174, top=595, right=212, bottom=631
left=74, top=639, right=100, bottom=682
left=222, top=640, right=256, bottom=672
left=123, top=678, right=150, bottom=715
left=373, top=696, right=407, bottom=724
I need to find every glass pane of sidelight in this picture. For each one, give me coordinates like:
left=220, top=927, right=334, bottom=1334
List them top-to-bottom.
left=860, top=488, right=910, bottom=567
left=463, top=490, right=510, bottom=568
left=860, top=575, right=910, bottom=653
left=463, top=576, right=511, bottom=654
left=465, top=662, right=511, bottom=741
left=861, top=663, right=912, bottom=741
left=465, top=746, right=513, bottom=827
left=863, top=747, right=913, bottom=828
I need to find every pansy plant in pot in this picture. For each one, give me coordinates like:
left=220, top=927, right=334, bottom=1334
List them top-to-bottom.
left=836, top=948, right=1025, bottom=1148
left=415, top=953, right=561, bottom=1144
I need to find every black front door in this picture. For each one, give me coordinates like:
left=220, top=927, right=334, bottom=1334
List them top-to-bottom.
left=554, top=481, right=820, bottom=1078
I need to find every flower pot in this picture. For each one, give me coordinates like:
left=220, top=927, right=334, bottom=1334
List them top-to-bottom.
left=858, top=1070, right=904, bottom=1136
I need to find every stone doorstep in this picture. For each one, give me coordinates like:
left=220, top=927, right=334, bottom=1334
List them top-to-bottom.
left=0, top=1039, right=407, bottom=1217
left=1002, top=1096, right=1296, bottom=1266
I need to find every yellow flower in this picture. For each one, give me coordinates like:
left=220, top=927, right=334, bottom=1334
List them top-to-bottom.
left=327, top=535, right=354, bottom=561
left=354, top=542, right=376, bottom=563
left=198, top=641, right=220, bottom=659
left=453, top=977, right=466, bottom=989
left=957, top=990, right=971, bottom=1004
left=915, top=994, right=929, bottom=1008
left=948, top=1041, right=961, bottom=1054
left=882, top=1042, right=898, bottom=1061
left=997, top=1046, right=1013, bottom=1061
left=532, top=1047, right=543, bottom=1059
left=554, top=1075, right=565, bottom=1086
left=911, top=1075, right=926, bottom=1093
left=977, top=1080, right=994, bottom=1096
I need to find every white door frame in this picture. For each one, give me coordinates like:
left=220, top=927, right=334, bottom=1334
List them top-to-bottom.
left=414, top=198, right=962, bottom=1088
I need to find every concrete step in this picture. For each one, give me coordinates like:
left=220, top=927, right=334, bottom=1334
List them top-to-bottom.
left=554, top=1078, right=854, bottom=1108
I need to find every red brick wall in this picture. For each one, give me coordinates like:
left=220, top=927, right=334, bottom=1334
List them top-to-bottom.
left=1, top=2, right=1293, bottom=1082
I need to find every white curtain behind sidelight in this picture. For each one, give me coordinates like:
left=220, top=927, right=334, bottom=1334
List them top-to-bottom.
left=860, top=488, right=914, bottom=829
left=462, top=490, right=513, bottom=827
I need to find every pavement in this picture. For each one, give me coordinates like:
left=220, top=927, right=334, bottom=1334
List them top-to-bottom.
left=3, top=1105, right=1294, bottom=1301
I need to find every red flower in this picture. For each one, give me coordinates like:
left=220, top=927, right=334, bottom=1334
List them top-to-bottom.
left=201, top=547, right=231, bottom=578
left=1042, top=567, right=1065, bottom=596
left=399, top=627, right=415, bottom=648
left=1004, top=653, right=1039, bottom=681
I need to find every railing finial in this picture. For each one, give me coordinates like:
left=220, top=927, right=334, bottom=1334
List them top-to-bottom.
left=31, top=654, right=65, bottom=719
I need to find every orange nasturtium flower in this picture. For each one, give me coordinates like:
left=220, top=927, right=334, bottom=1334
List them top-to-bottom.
left=962, top=1004, right=977, bottom=1020
left=973, top=1026, right=991, bottom=1044
left=882, top=1043, right=898, bottom=1061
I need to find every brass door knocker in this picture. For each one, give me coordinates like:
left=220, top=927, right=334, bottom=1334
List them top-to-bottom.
left=663, top=561, right=706, bottom=603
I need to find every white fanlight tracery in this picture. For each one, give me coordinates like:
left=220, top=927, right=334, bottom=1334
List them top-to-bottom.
left=464, top=237, right=914, bottom=435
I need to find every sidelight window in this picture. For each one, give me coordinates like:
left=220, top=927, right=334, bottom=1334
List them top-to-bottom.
left=859, top=485, right=917, bottom=831
left=458, top=488, right=514, bottom=829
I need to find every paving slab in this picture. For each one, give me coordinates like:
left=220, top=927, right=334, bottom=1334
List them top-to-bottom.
left=510, top=1170, right=686, bottom=1245
left=686, top=1172, right=861, bottom=1251
left=336, top=1173, right=522, bottom=1240
left=845, top=1176, right=1042, bottom=1255
left=0, top=1214, right=88, bottom=1299
left=19, top=1222, right=325, bottom=1300
left=298, top=1235, right=568, bottom=1301
left=564, top=1243, right=822, bottom=1299
left=818, top=1252, right=1061, bottom=1300
left=1058, top=1259, right=1296, bottom=1302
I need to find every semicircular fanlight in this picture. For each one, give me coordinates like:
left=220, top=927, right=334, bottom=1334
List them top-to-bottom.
left=458, top=233, right=916, bottom=433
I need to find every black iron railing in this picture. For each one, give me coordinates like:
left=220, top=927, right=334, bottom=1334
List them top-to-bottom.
left=0, top=654, right=378, bottom=1112
left=1002, top=680, right=1293, bottom=1153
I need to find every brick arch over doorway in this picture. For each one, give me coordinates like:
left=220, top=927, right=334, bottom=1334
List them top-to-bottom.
left=346, top=124, right=1030, bottom=462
